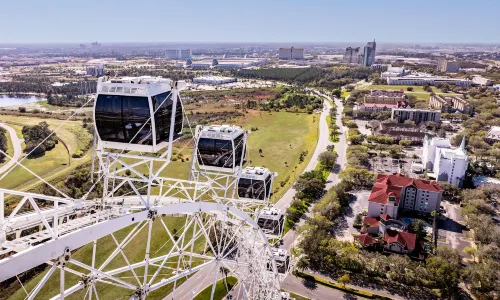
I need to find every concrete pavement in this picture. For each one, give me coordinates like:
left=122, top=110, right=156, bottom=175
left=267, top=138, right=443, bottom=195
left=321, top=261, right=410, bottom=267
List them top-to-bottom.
left=0, top=122, right=23, bottom=175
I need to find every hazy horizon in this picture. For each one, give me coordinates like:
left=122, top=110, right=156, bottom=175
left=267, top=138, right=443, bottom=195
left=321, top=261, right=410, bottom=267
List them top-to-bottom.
left=1, top=0, right=499, bottom=44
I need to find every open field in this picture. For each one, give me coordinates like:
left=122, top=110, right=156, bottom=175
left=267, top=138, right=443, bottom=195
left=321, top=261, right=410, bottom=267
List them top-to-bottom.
left=358, top=84, right=461, bottom=102
left=116, top=111, right=318, bottom=202
left=0, top=115, right=92, bottom=191
left=193, top=276, right=238, bottom=300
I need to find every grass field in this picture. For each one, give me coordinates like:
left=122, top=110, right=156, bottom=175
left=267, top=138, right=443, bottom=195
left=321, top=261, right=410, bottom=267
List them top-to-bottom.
left=358, top=84, right=461, bottom=102
left=6, top=109, right=319, bottom=299
left=115, top=111, right=319, bottom=201
left=0, top=115, right=93, bottom=191
left=9, top=216, right=206, bottom=300
left=193, top=276, right=238, bottom=300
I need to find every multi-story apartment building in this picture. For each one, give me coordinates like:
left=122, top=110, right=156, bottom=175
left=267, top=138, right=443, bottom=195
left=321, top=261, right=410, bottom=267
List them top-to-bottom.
left=279, top=47, right=304, bottom=60
left=437, top=60, right=460, bottom=73
left=365, top=90, right=406, bottom=105
left=429, top=95, right=472, bottom=114
left=391, top=108, right=441, bottom=124
left=422, top=136, right=468, bottom=187
left=367, top=174, right=444, bottom=219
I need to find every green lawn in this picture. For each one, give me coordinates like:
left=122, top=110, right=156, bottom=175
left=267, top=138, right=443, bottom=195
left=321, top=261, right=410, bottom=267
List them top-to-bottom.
left=359, top=84, right=461, bottom=102
left=118, top=111, right=319, bottom=202
left=244, top=111, right=318, bottom=202
left=0, top=116, right=93, bottom=191
left=9, top=216, right=206, bottom=300
left=193, top=276, right=238, bottom=300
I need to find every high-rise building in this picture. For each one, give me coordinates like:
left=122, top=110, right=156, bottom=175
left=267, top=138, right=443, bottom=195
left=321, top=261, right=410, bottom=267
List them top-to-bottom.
left=362, top=40, right=376, bottom=66
left=278, top=47, right=304, bottom=60
left=343, top=47, right=360, bottom=64
left=165, top=49, right=192, bottom=60
left=437, top=60, right=459, bottom=73
left=422, top=136, right=468, bottom=187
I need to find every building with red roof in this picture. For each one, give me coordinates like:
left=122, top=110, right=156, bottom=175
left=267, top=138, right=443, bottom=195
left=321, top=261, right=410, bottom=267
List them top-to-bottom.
left=367, top=173, right=443, bottom=219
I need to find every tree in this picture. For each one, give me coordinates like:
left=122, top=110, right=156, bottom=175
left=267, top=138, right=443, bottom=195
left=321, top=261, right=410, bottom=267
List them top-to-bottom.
left=404, top=119, right=416, bottom=126
left=22, top=121, right=58, bottom=158
left=0, top=128, right=7, bottom=163
left=399, top=139, right=412, bottom=147
left=258, top=149, right=263, bottom=157
left=318, top=151, right=337, bottom=170
left=339, top=167, right=375, bottom=188
left=294, top=172, right=326, bottom=199
left=411, top=219, right=427, bottom=240
left=463, top=246, right=477, bottom=262
left=297, top=256, right=310, bottom=272
left=338, top=274, right=351, bottom=288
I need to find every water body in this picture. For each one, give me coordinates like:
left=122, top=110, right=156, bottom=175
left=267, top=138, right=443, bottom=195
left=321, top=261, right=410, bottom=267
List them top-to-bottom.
left=0, top=95, right=44, bottom=107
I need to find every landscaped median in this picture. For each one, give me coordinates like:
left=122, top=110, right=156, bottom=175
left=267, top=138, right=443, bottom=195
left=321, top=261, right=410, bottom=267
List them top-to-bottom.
left=293, top=270, right=393, bottom=300
left=193, top=276, right=238, bottom=300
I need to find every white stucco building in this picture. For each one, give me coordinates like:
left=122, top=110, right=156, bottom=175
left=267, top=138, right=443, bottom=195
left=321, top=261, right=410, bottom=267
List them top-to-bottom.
left=422, top=136, right=468, bottom=187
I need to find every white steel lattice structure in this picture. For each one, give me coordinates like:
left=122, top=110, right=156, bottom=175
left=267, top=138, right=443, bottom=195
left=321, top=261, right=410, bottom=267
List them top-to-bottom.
left=0, top=76, right=289, bottom=300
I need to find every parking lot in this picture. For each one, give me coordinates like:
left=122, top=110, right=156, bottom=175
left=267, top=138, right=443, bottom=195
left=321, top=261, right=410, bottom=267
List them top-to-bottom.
left=335, top=190, right=371, bottom=242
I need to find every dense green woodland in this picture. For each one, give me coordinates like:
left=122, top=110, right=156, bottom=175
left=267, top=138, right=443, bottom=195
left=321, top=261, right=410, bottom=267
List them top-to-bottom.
left=236, top=66, right=374, bottom=89
left=0, top=128, right=7, bottom=163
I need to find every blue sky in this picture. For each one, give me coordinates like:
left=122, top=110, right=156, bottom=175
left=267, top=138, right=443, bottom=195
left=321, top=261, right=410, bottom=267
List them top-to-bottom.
left=0, top=0, right=499, bottom=44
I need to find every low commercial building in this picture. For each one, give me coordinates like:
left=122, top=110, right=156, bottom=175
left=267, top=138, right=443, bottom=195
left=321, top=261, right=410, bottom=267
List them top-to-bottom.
left=279, top=47, right=304, bottom=60
left=437, top=60, right=460, bottom=73
left=381, top=66, right=409, bottom=78
left=386, top=74, right=471, bottom=86
left=472, top=75, right=494, bottom=86
left=192, top=76, right=237, bottom=85
left=365, top=90, right=406, bottom=105
left=429, top=95, right=472, bottom=114
left=391, top=108, right=441, bottom=124
left=376, top=122, right=431, bottom=144
left=485, top=126, right=500, bottom=145
left=422, top=136, right=468, bottom=187
left=367, top=174, right=444, bottom=219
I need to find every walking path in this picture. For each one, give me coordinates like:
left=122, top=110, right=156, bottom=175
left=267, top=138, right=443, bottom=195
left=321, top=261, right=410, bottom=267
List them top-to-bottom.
left=0, top=122, right=23, bottom=175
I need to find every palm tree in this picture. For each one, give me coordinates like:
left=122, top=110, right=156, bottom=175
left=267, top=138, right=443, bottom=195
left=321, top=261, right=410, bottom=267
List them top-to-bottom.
left=297, top=256, right=310, bottom=273
left=219, top=266, right=230, bottom=292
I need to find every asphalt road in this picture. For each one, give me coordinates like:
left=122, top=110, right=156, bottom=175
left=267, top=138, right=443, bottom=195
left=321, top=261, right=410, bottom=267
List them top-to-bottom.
left=282, top=95, right=347, bottom=250
left=0, top=122, right=23, bottom=175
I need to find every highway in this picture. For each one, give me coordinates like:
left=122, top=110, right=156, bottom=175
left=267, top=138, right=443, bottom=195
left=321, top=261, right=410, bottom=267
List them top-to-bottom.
left=0, top=122, right=23, bottom=175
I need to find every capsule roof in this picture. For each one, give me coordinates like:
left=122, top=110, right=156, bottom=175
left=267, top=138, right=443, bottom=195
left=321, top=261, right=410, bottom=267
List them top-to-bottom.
left=97, top=76, right=179, bottom=97
left=199, top=125, right=245, bottom=140
left=240, top=166, right=271, bottom=180
left=258, top=208, right=283, bottom=220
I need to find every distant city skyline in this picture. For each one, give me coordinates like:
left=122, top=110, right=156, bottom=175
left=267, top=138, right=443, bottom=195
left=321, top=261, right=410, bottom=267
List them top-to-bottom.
left=1, top=0, right=499, bottom=44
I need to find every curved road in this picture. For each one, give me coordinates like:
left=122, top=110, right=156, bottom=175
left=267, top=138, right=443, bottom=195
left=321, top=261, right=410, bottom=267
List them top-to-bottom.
left=164, top=94, right=349, bottom=300
left=0, top=122, right=23, bottom=175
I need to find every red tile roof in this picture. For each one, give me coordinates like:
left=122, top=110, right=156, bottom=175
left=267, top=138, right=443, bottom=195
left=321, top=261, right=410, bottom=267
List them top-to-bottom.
left=368, top=174, right=443, bottom=205
left=380, top=214, right=391, bottom=221
left=362, top=217, right=380, bottom=227
left=384, top=229, right=416, bottom=250
left=353, top=234, right=378, bottom=247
